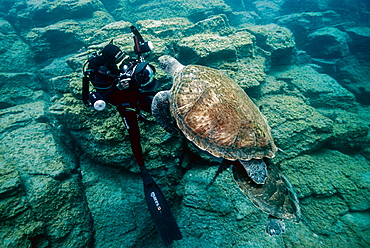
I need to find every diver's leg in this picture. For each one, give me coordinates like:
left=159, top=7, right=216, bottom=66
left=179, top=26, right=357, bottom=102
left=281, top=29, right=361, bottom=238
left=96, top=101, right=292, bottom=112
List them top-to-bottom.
left=118, top=106, right=144, bottom=166
left=118, top=107, right=183, bottom=245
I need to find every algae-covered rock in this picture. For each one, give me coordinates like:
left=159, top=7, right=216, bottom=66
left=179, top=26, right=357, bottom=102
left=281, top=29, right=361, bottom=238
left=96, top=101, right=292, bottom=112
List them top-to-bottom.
left=5, top=0, right=114, bottom=62
left=7, top=0, right=106, bottom=34
left=113, top=0, right=232, bottom=23
left=253, top=0, right=281, bottom=24
left=280, top=0, right=325, bottom=14
left=327, top=0, right=370, bottom=24
left=25, top=11, right=116, bottom=62
left=228, top=11, right=259, bottom=28
left=276, top=11, right=340, bottom=47
left=183, top=14, right=233, bottom=36
left=138, top=15, right=231, bottom=42
left=171, top=15, right=245, bottom=66
left=0, top=18, right=35, bottom=73
left=136, top=18, right=193, bottom=39
left=88, top=20, right=133, bottom=43
left=25, top=21, right=86, bottom=61
left=245, top=24, right=295, bottom=66
left=245, top=24, right=295, bottom=52
left=345, top=26, right=370, bottom=61
left=305, top=27, right=351, bottom=59
left=173, top=28, right=265, bottom=88
left=228, top=30, right=257, bottom=56
left=176, top=34, right=238, bottom=65
left=336, top=55, right=370, bottom=106
left=229, top=56, right=267, bottom=88
left=40, top=57, right=76, bottom=95
left=273, top=65, right=357, bottom=109
left=258, top=66, right=368, bottom=154
left=260, top=66, right=369, bottom=153
left=0, top=73, right=44, bottom=109
left=50, top=93, right=183, bottom=171
left=256, top=95, right=333, bottom=158
left=0, top=102, right=94, bottom=247
left=318, top=108, right=369, bottom=153
left=279, top=149, right=370, bottom=244
left=280, top=149, right=370, bottom=206
left=79, top=155, right=183, bottom=247
left=80, top=158, right=149, bottom=247
left=0, top=159, right=26, bottom=220
left=25, top=175, right=93, bottom=246
left=301, top=195, right=349, bottom=235
left=0, top=210, right=45, bottom=248
left=341, top=212, right=370, bottom=246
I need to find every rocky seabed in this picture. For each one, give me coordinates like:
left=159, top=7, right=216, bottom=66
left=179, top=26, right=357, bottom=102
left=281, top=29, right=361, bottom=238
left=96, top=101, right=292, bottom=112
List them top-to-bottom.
left=0, top=0, right=369, bottom=247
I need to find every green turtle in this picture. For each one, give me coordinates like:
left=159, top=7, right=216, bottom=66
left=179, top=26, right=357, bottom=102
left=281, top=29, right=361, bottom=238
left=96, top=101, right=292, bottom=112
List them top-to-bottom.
left=152, top=55, right=277, bottom=184
left=152, top=55, right=300, bottom=235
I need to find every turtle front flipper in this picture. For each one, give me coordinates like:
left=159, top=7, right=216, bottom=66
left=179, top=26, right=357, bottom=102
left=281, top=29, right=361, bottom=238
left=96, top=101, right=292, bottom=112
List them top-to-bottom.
left=152, top=90, right=178, bottom=134
left=239, top=159, right=268, bottom=184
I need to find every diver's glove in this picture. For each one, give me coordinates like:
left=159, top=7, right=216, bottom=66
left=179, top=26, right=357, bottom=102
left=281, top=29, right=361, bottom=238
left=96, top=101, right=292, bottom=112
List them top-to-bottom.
left=116, top=73, right=130, bottom=90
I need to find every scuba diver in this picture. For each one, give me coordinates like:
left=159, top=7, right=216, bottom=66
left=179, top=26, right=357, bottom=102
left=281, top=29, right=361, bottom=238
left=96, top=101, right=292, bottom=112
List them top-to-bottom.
left=81, top=26, right=182, bottom=247
left=82, top=34, right=156, bottom=166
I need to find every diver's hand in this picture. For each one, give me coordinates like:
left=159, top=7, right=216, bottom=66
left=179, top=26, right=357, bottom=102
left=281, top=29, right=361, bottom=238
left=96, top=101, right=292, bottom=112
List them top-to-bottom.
left=117, top=78, right=130, bottom=90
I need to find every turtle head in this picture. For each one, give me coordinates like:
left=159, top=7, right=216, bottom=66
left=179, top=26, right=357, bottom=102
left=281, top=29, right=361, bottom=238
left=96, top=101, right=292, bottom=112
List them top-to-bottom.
left=158, top=55, right=184, bottom=78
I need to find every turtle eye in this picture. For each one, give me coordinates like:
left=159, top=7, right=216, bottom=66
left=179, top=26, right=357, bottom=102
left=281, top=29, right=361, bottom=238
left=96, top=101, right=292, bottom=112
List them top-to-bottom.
left=160, top=62, right=168, bottom=71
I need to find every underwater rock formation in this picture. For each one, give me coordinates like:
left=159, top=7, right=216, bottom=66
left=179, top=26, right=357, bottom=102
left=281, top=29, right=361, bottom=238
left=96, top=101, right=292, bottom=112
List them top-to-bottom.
left=0, top=0, right=369, bottom=247
left=114, top=0, right=232, bottom=23
left=276, top=11, right=341, bottom=47
left=0, top=18, right=35, bottom=73
left=244, top=24, right=295, bottom=66
left=305, top=27, right=351, bottom=59
left=0, top=102, right=94, bottom=247
left=281, top=149, right=370, bottom=244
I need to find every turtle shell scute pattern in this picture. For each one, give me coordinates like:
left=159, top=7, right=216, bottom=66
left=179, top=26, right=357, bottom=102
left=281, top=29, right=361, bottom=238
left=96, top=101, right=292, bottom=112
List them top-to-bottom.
left=170, top=65, right=277, bottom=160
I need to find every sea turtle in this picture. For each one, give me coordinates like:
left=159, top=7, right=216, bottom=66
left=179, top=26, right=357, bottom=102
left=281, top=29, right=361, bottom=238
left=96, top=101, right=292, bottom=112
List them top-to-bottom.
left=152, top=55, right=277, bottom=185
left=152, top=55, right=300, bottom=235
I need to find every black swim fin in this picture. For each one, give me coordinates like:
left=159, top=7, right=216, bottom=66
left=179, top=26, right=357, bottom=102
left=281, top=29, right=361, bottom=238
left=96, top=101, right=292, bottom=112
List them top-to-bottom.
left=140, top=165, right=182, bottom=247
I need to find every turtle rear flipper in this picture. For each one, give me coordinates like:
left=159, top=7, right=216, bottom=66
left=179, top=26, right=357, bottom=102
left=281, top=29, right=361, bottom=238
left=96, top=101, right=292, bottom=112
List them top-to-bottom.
left=152, top=90, right=178, bottom=134
left=240, top=159, right=268, bottom=184
left=233, top=161, right=300, bottom=234
left=266, top=215, right=286, bottom=236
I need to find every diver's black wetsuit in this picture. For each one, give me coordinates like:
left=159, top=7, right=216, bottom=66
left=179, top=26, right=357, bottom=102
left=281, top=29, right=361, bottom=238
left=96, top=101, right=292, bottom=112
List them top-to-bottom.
left=88, top=55, right=154, bottom=167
